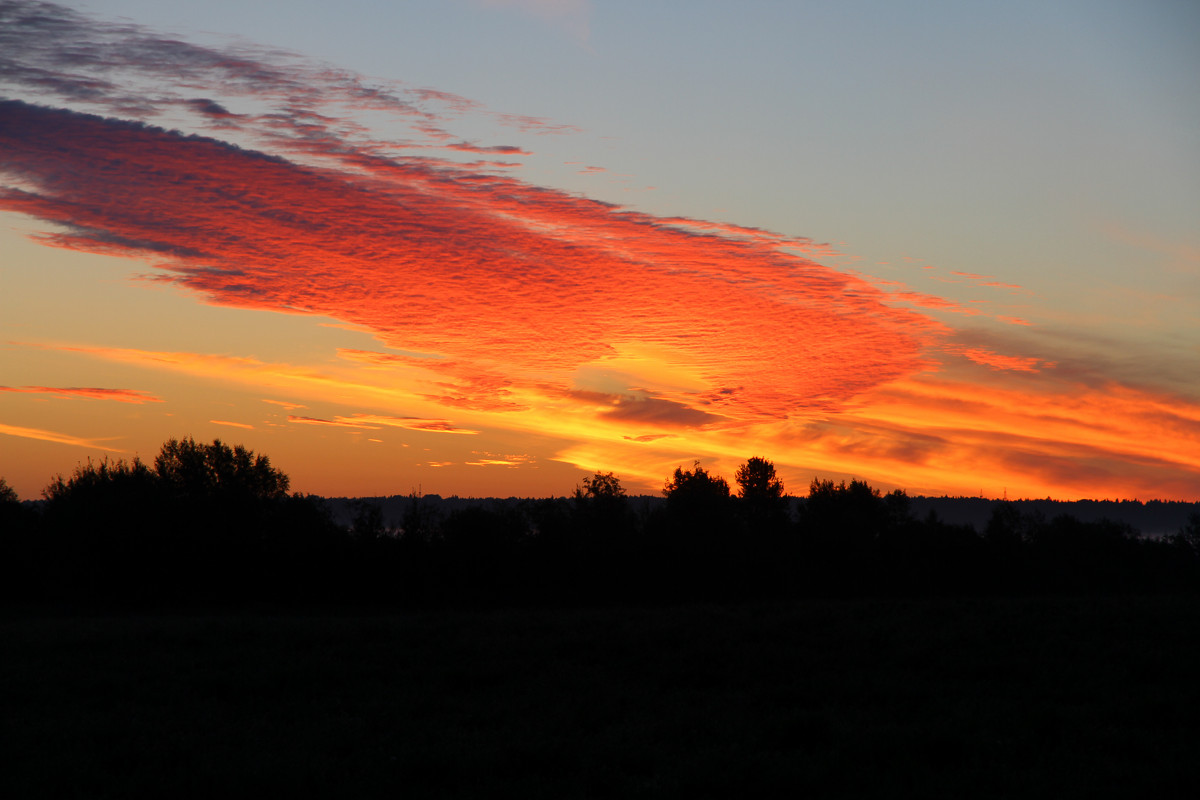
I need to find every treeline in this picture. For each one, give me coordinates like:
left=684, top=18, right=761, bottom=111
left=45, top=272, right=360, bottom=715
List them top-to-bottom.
left=3, top=440, right=1200, bottom=607
left=905, top=496, right=1200, bottom=539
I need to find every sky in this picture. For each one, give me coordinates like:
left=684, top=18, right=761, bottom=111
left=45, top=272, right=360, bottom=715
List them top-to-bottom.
left=1, top=0, right=1198, bottom=501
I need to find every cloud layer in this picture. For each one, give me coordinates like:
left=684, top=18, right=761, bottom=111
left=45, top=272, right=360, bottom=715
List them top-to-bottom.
left=2, top=1, right=1198, bottom=500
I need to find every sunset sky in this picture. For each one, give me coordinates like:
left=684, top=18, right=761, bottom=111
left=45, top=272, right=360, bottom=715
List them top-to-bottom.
left=2, top=0, right=1198, bottom=501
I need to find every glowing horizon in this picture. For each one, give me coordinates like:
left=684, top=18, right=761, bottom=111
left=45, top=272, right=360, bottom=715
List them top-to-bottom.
left=1, top=1, right=1197, bottom=501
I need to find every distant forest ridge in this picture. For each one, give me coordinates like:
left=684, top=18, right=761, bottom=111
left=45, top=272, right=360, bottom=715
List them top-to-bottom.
left=7, top=438, right=1200, bottom=604
left=324, top=494, right=1200, bottom=539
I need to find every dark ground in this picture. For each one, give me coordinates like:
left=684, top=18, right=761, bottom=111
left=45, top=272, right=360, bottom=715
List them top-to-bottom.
left=3, top=596, right=1199, bottom=798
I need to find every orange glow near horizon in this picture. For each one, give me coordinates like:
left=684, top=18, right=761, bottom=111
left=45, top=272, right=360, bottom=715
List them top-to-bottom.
left=5, top=338, right=1197, bottom=502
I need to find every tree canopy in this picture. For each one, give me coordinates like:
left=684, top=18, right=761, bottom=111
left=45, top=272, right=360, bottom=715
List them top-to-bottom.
left=154, top=437, right=289, bottom=501
left=735, top=457, right=784, bottom=501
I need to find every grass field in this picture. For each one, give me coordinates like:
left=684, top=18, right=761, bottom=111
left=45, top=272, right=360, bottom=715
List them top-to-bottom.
left=3, top=597, right=1198, bottom=798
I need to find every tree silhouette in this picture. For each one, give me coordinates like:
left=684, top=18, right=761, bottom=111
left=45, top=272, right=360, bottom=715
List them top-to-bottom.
left=154, top=436, right=289, bottom=503
left=36, top=438, right=307, bottom=603
left=13, top=440, right=1200, bottom=606
left=41, top=456, right=164, bottom=600
left=734, top=457, right=789, bottom=538
left=735, top=457, right=784, bottom=502
left=661, top=461, right=734, bottom=576
left=663, top=462, right=731, bottom=520
left=573, top=471, right=632, bottom=540
left=577, top=471, right=626, bottom=503
left=0, top=476, right=37, bottom=600
left=798, top=478, right=892, bottom=592
left=802, top=479, right=888, bottom=538
left=401, top=488, right=439, bottom=543
left=351, top=499, right=388, bottom=540
left=1172, top=512, right=1200, bottom=557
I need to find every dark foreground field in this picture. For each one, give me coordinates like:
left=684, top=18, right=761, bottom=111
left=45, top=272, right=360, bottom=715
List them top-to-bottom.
left=3, top=597, right=1199, bottom=798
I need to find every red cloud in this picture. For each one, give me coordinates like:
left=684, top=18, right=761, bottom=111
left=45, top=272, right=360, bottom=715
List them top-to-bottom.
left=0, top=100, right=942, bottom=425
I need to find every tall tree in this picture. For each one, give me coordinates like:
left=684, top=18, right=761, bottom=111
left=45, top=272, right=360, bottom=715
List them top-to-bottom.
left=734, top=457, right=789, bottom=536
left=735, top=457, right=784, bottom=501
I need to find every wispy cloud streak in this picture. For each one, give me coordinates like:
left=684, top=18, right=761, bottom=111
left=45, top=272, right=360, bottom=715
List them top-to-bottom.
left=0, top=386, right=162, bottom=403
left=0, top=422, right=124, bottom=451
